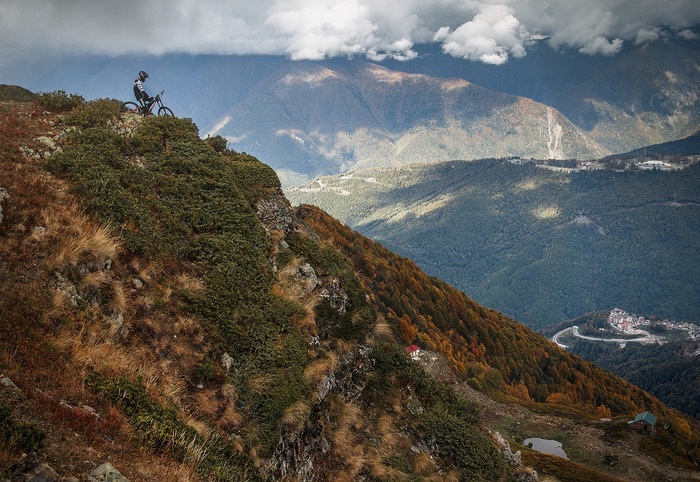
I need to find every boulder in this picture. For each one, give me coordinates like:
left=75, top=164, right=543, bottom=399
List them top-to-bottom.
left=0, top=375, right=19, bottom=391
left=8, top=453, right=61, bottom=482
left=86, top=463, right=128, bottom=482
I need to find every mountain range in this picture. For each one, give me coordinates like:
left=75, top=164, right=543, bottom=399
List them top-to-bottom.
left=3, top=37, right=699, bottom=184
left=1, top=90, right=699, bottom=481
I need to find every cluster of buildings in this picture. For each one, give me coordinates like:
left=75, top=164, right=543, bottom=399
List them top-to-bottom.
left=608, top=308, right=700, bottom=340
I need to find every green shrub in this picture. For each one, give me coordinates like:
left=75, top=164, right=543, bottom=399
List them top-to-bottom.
left=37, top=90, right=84, bottom=111
left=65, top=98, right=122, bottom=128
left=205, top=135, right=228, bottom=153
left=0, top=404, right=46, bottom=452
left=421, top=404, right=506, bottom=480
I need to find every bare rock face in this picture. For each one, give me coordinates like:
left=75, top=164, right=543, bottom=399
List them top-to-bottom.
left=0, top=187, right=8, bottom=225
left=256, top=188, right=296, bottom=234
left=294, top=263, right=320, bottom=297
left=319, top=277, right=348, bottom=315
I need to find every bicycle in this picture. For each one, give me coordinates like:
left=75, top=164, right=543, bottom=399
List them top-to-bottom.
left=121, top=90, right=174, bottom=116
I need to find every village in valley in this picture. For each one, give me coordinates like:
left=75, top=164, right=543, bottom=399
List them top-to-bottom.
left=552, top=308, right=700, bottom=350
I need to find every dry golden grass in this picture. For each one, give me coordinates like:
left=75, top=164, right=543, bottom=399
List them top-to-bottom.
left=54, top=216, right=120, bottom=271
left=273, top=257, right=319, bottom=337
left=275, top=258, right=310, bottom=296
left=78, top=270, right=109, bottom=293
left=176, top=273, right=205, bottom=292
left=107, top=281, right=126, bottom=316
left=45, top=286, right=74, bottom=321
left=160, top=286, right=174, bottom=304
left=372, top=315, right=394, bottom=341
left=174, top=316, right=203, bottom=338
left=303, top=352, right=338, bottom=383
left=247, top=374, right=275, bottom=395
left=163, top=376, right=186, bottom=402
left=220, top=383, right=237, bottom=403
left=193, top=389, right=221, bottom=419
left=325, top=397, right=368, bottom=479
left=280, top=400, right=311, bottom=432
left=219, top=403, right=244, bottom=431
left=375, top=414, right=404, bottom=458
left=184, top=416, right=209, bottom=437
left=412, top=452, right=437, bottom=475
left=368, top=457, right=409, bottom=481
left=138, top=461, right=200, bottom=482
left=425, top=470, right=462, bottom=482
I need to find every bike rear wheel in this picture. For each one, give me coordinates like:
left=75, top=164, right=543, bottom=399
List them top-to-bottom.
left=121, top=101, right=141, bottom=113
left=158, top=106, right=174, bottom=117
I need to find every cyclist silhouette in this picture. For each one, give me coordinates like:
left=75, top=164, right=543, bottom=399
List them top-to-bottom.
left=133, top=70, right=154, bottom=113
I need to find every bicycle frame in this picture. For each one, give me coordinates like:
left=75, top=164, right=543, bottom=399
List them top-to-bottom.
left=122, top=91, right=174, bottom=117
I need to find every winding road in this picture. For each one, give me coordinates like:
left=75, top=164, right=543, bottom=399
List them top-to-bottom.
left=552, top=326, right=659, bottom=349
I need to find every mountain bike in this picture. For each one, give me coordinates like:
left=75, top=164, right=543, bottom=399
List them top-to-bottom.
left=121, top=91, right=174, bottom=116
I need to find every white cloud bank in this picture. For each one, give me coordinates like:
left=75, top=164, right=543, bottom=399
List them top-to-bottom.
left=0, top=0, right=698, bottom=65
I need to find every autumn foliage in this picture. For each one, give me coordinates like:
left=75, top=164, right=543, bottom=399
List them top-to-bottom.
left=295, top=204, right=700, bottom=464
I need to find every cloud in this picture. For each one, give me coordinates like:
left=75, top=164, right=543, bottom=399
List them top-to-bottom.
left=0, top=0, right=698, bottom=67
left=265, top=0, right=416, bottom=61
left=434, top=3, right=528, bottom=64
left=635, top=27, right=662, bottom=45
left=677, top=28, right=698, bottom=40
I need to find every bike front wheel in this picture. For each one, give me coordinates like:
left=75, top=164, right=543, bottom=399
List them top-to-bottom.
left=121, top=101, right=141, bottom=113
left=158, top=106, right=174, bottom=117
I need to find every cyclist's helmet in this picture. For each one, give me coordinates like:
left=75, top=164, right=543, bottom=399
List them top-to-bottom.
left=138, top=71, right=149, bottom=81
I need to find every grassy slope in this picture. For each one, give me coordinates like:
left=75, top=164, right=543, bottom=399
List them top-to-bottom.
left=0, top=97, right=508, bottom=481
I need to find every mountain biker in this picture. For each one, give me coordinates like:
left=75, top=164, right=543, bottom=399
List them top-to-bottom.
left=133, top=70, right=154, bottom=114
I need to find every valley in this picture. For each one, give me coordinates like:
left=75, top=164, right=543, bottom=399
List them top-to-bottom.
left=288, top=157, right=700, bottom=330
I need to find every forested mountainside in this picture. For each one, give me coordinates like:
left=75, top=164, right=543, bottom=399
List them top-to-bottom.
left=0, top=90, right=698, bottom=481
left=288, top=159, right=700, bottom=329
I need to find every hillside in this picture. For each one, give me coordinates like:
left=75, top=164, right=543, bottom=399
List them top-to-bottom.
left=0, top=94, right=699, bottom=481
left=288, top=159, right=700, bottom=329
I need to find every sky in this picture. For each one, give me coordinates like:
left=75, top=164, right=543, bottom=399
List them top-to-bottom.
left=1, top=0, right=698, bottom=67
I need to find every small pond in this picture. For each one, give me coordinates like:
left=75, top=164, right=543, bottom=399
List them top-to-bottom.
left=522, top=437, right=569, bottom=459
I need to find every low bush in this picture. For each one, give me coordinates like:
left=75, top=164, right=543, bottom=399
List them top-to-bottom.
left=37, top=90, right=84, bottom=111
left=65, top=98, right=122, bottom=128
left=0, top=405, right=46, bottom=452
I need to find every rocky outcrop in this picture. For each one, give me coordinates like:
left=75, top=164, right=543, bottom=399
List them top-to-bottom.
left=256, top=188, right=296, bottom=235
left=319, top=277, right=348, bottom=315
left=264, top=345, right=373, bottom=482
left=493, top=432, right=539, bottom=482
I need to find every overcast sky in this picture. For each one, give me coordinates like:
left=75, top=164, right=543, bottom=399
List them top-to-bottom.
left=1, top=0, right=698, bottom=67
